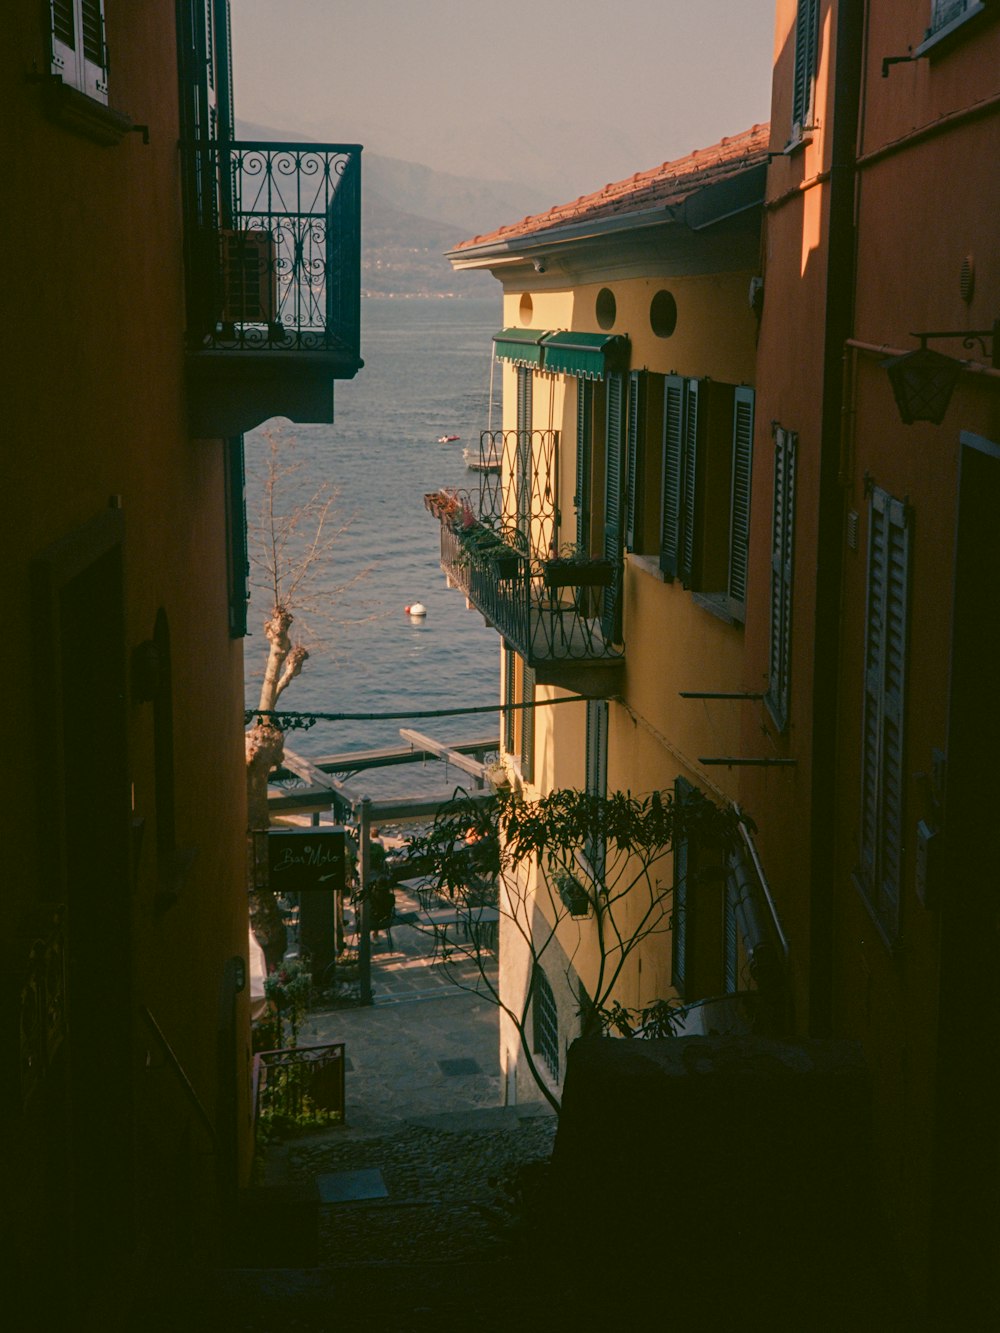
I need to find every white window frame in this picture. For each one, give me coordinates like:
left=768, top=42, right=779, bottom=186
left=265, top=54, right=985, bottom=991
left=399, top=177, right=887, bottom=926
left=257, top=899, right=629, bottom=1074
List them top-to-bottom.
left=50, top=0, right=108, bottom=104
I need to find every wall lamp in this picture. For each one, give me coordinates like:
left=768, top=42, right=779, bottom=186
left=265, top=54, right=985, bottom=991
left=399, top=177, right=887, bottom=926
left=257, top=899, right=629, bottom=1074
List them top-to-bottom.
left=881, top=319, right=998, bottom=425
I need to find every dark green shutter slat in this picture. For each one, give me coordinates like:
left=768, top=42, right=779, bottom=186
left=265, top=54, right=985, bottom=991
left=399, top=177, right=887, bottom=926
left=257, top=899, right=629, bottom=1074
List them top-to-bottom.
left=52, top=0, right=75, bottom=46
left=81, top=0, right=105, bottom=66
left=793, top=0, right=818, bottom=130
left=516, top=368, right=533, bottom=538
left=626, top=371, right=646, bottom=552
left=602, top=373, right=625, bottom=640
left=660, top=375, right=685, bottom=577
left=576, top=379, right=592, bottom=550
left=679, top=379, right=700, bottom=586
left=727, top=387, right=755, bottom=613
left=767, top=427, right=796, bottom=729
left=225, top=436, right=249, bottom=638
left=860, top=489, right=909, bottom=939
left=503, top=646, right=516, bottom=753
left=521, top=665, right=535, bottom=782
left=724, top=884, right=739, bottom=993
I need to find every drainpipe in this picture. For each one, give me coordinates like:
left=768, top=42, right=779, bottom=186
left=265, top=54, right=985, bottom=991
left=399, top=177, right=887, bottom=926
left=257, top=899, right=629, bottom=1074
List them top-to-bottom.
left=808, top=0, right=865, bottom=1036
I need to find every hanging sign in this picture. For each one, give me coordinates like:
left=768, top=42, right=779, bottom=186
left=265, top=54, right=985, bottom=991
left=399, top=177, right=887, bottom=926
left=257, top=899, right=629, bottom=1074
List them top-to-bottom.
left=267, top=827, right=346, bottom=895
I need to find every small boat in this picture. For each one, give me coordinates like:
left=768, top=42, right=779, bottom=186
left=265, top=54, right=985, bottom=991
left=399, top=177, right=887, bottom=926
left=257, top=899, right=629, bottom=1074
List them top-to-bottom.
left=437, top=434, right=460, bottom=443
left=464, top=447, right=500, bottom=473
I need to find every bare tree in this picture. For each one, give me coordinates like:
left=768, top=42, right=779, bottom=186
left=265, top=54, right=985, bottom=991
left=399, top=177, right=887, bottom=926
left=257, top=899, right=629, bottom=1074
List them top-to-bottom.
left=244, top=427, right=369, bottom=972
left=407, top=786, right=732, bottom=1113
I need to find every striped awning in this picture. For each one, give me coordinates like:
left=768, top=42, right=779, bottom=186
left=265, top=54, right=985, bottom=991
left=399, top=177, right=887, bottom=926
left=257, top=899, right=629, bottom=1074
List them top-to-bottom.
left=492, top=327, right=549, bottom=368
left=540, top=331, right=630, bottom=380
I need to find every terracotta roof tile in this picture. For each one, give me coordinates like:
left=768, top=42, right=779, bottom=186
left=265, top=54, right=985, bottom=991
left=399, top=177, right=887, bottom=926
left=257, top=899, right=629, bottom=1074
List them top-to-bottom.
left=452, top=123, right=770, bottom=253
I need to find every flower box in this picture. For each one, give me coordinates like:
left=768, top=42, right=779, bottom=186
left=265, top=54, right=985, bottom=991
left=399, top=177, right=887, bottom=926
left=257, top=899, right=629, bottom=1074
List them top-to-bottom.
left=543, top=557, right=614, bottom=588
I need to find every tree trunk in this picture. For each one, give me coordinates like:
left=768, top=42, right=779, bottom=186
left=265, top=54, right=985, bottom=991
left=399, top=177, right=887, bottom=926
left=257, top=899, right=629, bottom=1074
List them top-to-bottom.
left=245, top=605, right=308, bottom=972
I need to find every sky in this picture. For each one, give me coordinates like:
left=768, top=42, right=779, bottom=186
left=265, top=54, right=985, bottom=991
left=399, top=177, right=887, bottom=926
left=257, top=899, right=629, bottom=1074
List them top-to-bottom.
left=231, top=0, right=776, bottom=199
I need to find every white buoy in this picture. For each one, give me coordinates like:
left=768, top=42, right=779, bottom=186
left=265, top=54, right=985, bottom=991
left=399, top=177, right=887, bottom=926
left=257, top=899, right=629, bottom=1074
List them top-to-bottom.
left=405, top=602, right=427, bottom=618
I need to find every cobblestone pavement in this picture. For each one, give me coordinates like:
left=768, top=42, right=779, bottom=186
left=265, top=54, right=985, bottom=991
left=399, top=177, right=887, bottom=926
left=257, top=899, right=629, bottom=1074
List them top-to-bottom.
left=174, top=881, right=569, bottom=1331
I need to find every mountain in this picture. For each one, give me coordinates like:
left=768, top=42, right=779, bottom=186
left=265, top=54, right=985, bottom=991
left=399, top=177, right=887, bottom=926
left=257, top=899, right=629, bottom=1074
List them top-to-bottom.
left=237, top=121, right=553, bottom=297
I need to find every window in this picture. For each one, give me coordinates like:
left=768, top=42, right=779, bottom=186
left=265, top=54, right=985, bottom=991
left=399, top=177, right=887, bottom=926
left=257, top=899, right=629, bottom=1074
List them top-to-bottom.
left=50, top=0, right=108, bottom=102
left=791, top=0, right=819, bottom=138
left=928, top=0, right=984, bottom=37
left=659, top=377, right=755, bottom=621
left=766, top=426, right=797, bottom=730
left=857, top=487, right=911, bottom=943
left=503, top=648, right=535, bottom=781
left=585, top=699, right=608, bottom=879
left=531, top=965, right=559, bottom=1080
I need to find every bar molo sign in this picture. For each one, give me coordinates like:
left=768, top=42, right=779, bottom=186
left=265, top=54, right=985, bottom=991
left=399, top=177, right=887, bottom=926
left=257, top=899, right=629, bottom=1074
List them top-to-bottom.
left=267, top=828, right=346, bottom=894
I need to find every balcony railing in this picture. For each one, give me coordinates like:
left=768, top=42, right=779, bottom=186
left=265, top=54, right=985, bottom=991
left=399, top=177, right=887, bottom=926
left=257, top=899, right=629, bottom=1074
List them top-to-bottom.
left=183, top=140, right=362, bottom=434
left=425, top=452, right=625, bottom=688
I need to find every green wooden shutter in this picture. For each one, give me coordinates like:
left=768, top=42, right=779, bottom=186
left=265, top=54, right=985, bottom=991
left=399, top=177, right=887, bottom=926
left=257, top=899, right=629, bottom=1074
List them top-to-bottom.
left=792, top=0, right=819, bottom=133
left=516, top=368, right=533, bottom=540
left=625, top=371, right=646, bottom=552
left=602, top=372, right=626, bottom=641
left=659, top=375, right=685, bottom=577
left=575, top=379, right=592, bottom=551
left=679, top=379, right=701, bottom=586
left=727, top=387, right=755, bottom=617
left=766, top=427, right=796, bottom=729
left=224, top=436, right=249, bottom=638
left=860, top=488, right=910, bottom=940
left=503, top=645, right=516, bottom=753
left=521, top=664, right=536, bottom=783
left=585, top=700, right=608, bottom=881
left=724, top=883, right=739, bottom=993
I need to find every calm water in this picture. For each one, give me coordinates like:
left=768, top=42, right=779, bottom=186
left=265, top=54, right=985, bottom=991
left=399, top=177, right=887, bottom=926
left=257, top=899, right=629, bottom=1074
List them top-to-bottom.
left=244, top=296, right=504, bottom=800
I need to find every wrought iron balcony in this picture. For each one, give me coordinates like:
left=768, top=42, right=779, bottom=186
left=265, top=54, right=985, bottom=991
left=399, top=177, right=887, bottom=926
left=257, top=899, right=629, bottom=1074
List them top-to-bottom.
left=182, top=140, right=363, bottom=435
left=425, top=431, right=625, bottom=694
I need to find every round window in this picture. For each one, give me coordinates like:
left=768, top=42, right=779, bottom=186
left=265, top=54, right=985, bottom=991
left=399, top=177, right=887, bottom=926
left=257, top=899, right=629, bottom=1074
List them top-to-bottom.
left=596, top=287, right=616, bottom=330
left=650, top=290, right=678, bottom=338
left=519, top=292, right=533, bottom=324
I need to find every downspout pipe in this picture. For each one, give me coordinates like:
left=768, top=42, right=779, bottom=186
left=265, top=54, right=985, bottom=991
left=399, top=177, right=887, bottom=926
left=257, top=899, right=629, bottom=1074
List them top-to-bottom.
left=808, top=0, right=865, bottom=1036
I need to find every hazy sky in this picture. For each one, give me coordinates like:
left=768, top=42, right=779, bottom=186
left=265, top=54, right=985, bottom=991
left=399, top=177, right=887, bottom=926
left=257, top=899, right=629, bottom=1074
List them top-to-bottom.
left=231, top=1, right=776, bottom=199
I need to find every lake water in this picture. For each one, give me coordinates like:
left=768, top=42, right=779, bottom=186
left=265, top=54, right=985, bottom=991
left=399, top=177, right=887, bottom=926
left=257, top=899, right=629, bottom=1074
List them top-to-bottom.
left=243, top=296, right=504, bottom=801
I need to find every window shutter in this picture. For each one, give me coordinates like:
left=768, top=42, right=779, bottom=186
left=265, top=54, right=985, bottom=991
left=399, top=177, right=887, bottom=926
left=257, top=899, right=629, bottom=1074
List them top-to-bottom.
left=80, top=0, right=107, bottom=98
left=792, top=0, right=819, bottom=133
left=516, top=368, right=533, bottom=539
left=625, top=371, right=646, bottom=552
left=602, top=372, right=626, bottom=641
left=659, top=375, right=685, bottom=578
left=679, top=378, right=701, bottom=586
left=575, top=379, right=592, bottom=551
left=727, top=387, right=755, bottom=617
left=766, top=427, right=796, bottom=729
left=225, top=436, right=249, bottom=638
left=860, top=488, right=910, bottom=940
left=503, top=646, right=516, bottom=754
left=521, top=664, right=536, bottom=783
left=585, top=700, right=608, bottom=881
left=723, top=884, right=739, bottom=993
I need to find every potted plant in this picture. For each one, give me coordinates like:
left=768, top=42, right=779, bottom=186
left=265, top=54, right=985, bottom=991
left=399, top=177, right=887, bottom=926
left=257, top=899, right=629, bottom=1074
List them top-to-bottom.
left=543, top=544, right=614, bottom=588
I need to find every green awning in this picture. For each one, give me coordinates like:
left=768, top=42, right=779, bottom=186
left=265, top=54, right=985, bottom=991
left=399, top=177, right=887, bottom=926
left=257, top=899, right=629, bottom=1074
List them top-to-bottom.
left=492, top=327, right=549, bottom=368
left=539, top=331, right=630, bottom=380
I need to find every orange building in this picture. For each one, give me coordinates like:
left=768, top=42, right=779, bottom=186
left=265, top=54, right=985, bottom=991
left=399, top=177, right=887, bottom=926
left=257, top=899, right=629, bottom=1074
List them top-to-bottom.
left=744, top=0, right=999, bottom=1319
left=3, top=1, right=361, bottom=1322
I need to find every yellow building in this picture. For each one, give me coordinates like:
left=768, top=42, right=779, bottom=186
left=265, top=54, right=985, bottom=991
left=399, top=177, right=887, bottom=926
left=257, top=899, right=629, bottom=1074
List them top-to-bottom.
left=434, top=125, right=788, bottom=1106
